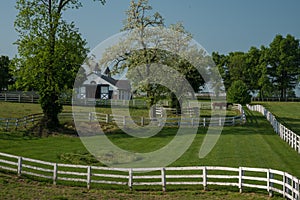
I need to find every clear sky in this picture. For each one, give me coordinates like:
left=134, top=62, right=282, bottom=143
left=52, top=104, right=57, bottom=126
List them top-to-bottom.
left=1, top=0, right=300, bottom=58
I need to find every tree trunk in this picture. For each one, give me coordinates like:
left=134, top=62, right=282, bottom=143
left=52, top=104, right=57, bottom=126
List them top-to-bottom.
left=39, top=92, right=62, bottom=132
left=170, top=92, right=181, bottom=115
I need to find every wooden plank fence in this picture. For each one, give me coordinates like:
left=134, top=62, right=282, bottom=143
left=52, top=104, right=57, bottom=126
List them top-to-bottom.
left=0, top=92, right=39, bottom=103
left=0, top=92, right=148, bottom=107
left=252, top=97, right=300, bottom=102
left=247, top=104, right=300, bottom=154
left=1, top=110, right=246, bottom=131
left=0, top=113, right=43, bottom=131
left=0, top=152, right=299, bottom=199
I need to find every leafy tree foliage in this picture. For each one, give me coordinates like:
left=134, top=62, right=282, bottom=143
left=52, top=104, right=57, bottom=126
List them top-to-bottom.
left=13, top=0, right=106, bottom=131
left=100, top=0, right=208, bottom=115
left=213, top=34, right=300, bottom=100
left=265, top=34, right=300, bottom=99
left=0, top=56, right=12, bottom=91
left=227, top=80, right=251, bottom=105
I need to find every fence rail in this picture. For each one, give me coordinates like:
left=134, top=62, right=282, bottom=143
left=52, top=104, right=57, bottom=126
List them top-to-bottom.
left=0, top=92, right=39, bottom=103
left=0, top=92, right=149, bottom=107
left=252, top=97, right=300, bottom=102
left=247, top=104, right=300, bottom=154
left=1, top=108, right=246, bottom=131
left=0, top=113, right=43, bottom=131
left=0, top=152, right=299, bottom=199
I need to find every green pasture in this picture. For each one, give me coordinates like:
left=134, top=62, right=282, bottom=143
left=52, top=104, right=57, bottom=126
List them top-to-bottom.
left=0, top=101, right=299, bottom=199
left=0, top=101, right=240, bottom=119
left=0, top=102, right=299, bottom=177
left=257, top=102, right=300, bottom=135
left=0, top=172, right=284, bottom=200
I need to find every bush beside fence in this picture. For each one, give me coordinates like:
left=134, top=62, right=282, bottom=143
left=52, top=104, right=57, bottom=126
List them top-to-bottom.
left=247, top=104, right=300, bottom=154
left=0, top=152, right=299, bottom=199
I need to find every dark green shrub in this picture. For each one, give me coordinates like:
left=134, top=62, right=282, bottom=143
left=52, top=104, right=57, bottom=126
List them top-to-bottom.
left=227, top=80, right=251, bottom=105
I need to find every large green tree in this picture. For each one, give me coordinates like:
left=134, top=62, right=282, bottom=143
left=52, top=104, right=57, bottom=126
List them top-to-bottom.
left=13, top=0, right=106, bottom=131
left=100, top=0, right=208, bottom=116
left=265, top=34, right=300, bottom=99
left=0, top=56, right=12, bottom=91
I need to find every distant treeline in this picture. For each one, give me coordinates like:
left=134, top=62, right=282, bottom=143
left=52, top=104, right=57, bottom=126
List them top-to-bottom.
left=213, top=34, right=300, bottom=100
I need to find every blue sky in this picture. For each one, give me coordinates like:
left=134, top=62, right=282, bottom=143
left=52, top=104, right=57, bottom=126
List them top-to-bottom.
left=1, top=0, right=300, bottom=58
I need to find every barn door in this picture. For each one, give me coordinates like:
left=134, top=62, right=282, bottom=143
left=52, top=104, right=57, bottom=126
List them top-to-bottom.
left=100, top=85, right=109, bottom=99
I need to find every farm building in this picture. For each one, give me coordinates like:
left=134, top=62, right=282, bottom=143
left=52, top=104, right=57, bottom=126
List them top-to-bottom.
left=79, top=64, right=131, bottom=100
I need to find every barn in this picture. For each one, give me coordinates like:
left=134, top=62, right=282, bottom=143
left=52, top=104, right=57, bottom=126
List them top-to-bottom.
left=79, top=65, right=131, bottom=100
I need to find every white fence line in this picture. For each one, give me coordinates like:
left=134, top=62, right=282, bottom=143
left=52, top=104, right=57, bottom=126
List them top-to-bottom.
left=0, top=92, right=39, bottom=103
left=0, top=92, right=149, bottom=107
left=247, top=104, right=300, bottom=154
left=1, top=108, right=246, bottom=131
left=0, top=113, right=43, bottom=131
left=0, top=152, right=299, bottom=199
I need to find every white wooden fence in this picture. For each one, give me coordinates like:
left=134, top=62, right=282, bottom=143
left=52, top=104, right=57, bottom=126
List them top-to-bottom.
left=0, top=92, right=39, bottom=103
left=0, top=92, right=148, bottom=107
left=247, top=104, right=300, bottom=154
left=1, top=110, right=246, bottom=131
left=0, top=113, right=43, bottom=131
left=0, top=152, right=299, bottom=199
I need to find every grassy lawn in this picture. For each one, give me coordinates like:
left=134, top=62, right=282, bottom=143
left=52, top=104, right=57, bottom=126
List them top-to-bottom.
left=0, top=101, right=240, bottom=119
left=0, top=102, right=299, bottom=199
left=0, top=102, right=42, bottom=118
left=256, top=102, right=300, bottom=135
left=0, top=106, right=299, bottom=177
left=0, top=172, right=284, bottom=200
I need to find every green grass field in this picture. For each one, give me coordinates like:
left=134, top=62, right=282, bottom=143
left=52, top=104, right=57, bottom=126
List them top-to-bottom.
left=1, top=101, right=299, bottom=199
left=257, top=102, right=300, bottom=135
left=2, top=109, right=299, bottom=175
left=0, top=172, right=284, bottom=200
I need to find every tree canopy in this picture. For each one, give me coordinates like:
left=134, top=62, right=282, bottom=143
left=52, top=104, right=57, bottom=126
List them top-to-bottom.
left=12, top=0, right=106, bottom=132
left=99, top=0, right=211, bottom=114
left=213, top=34, right=300, bottom=100
left=0, top=56, right=12, bottom=91
left=227, top=80, right=251, bottom=105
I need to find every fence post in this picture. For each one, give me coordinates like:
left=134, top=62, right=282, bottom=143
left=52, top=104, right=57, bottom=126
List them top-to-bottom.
left=4, top=93, right=7, bottom=101
left=18, top=94, right=21, bottom=103
left=88, top=112, right=92, bottom=122
left=106, top=114, right=110, bottom=123
left=31, top=115, right=34, bottom=124
left=24, top=116, right=27, bottom=128
left=123, top=116, right=126, bottom=126
left=141, top=117, right=144, bottom=126
left=219, top=117, right=222, bottom=126
left=232, top=117, right=235, bottom=126
left=203, top=118, right=206, bottom=127
left=5, top=119, right=9, bottom=131
left=15, top=119, right=19, bottom=130
left=298, top=135, right=300, bottom=154
left=17, top=157, right=22, bottom=176
left=53, top=163, right=58, bottom=185
left=87, top=166, right=91, bottom=190
left=203, top=167, right=207, bottom=190
left=239, top=167, right=244, bottom=193
left=128, top=168, right=133, bottom=191
left=161, top=168, right=166, bottom=192
left=267, top=169, right=273, bottom=197
left=283, top=172, right=286, bottom=198
left=292, top=176, right=296, bottom=200
left=297, top=179, right=300, bottom=199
